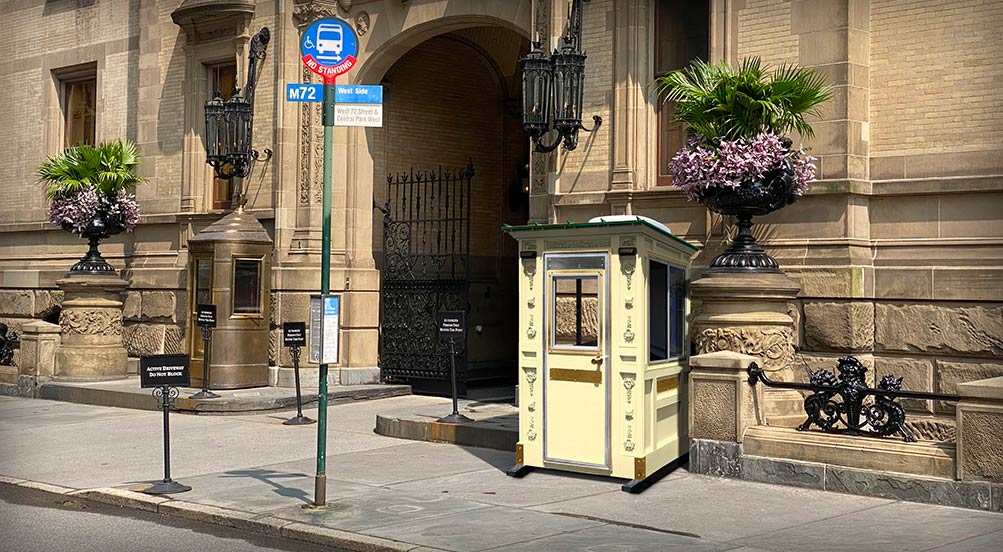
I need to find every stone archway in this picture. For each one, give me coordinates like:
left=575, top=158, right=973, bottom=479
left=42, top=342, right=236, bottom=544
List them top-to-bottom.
left=362, top=23, right=531, bottom=396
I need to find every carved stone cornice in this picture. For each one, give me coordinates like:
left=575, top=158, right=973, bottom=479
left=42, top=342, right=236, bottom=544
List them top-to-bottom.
left=293, top=0, right=353, bottom=28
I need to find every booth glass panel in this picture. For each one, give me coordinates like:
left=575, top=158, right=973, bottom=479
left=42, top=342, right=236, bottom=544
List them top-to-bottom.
left=233, top=259, right=262, bottom=314
left=649, top=260, right=686, bottom=362
left=552, top=275, right=600, bottom=349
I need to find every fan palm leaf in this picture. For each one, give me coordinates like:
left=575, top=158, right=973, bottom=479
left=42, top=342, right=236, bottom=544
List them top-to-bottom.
left=654, top=57, right=831, bottom=142
left=38, top=139, right=145, bottom=199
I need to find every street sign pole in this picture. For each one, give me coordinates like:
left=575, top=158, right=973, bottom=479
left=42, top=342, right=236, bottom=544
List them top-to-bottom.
left=300, top=16, right=361, bottom=508
left=315, top=81, right=334, bottom=506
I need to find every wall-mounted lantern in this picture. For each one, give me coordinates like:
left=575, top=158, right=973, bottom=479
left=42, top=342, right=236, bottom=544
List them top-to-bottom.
left=520, top=0, right=602, bottom=153
left=204, top=27, right=273, bottom=188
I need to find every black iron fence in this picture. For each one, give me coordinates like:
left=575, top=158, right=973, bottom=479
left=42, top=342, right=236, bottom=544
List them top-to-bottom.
left=378, top=163, right=474, bottom=384
left=747, top=355, right=960, bottom=442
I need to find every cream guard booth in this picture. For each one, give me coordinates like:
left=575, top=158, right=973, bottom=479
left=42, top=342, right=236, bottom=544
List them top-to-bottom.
left=503, top=217, right=699, bottom=493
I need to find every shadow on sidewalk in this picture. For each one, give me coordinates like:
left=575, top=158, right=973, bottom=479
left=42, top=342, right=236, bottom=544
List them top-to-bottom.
left=219, top=469, right=313, bottom=505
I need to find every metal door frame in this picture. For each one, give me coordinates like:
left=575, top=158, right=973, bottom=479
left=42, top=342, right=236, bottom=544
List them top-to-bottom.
left=541, top=251, right=611, bottom=470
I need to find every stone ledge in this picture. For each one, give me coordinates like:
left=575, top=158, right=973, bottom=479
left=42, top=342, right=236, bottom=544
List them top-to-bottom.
left=375, top=414, right=517, bottom=452
left=743, top=426, right=955, bottom=479
left=689, top=439, right=1002, bottom=512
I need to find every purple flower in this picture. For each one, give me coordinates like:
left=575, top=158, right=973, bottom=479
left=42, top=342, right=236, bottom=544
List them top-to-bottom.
left=668, top=132, right=817, bottom=201
left=48, top=186, right=141, bottom=236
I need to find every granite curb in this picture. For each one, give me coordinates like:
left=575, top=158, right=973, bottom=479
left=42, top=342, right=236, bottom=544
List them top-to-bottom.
left=0, top=475, right=447, bottom=552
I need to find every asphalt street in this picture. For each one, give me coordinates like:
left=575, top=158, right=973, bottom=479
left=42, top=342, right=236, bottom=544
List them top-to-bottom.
left=0, top=484, right=343, bottom=552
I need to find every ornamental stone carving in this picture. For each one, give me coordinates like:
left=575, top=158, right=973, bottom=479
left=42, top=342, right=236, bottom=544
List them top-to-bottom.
left=292, top=0, right=352, bottom=28
left=60, top=309, right=122, bottom=336
left=694, top=326, right=794, bottom=373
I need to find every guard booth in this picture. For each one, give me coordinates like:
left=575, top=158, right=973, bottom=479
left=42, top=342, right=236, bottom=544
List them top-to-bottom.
left=187, top=209, right=272, bottom=389
left=504, top=216, right=699, bottom=492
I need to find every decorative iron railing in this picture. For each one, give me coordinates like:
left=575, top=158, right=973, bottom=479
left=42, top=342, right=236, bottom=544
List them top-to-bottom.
left=0, top=323, right=17, bottom=366
left=747, top=355, right=960, bottom=442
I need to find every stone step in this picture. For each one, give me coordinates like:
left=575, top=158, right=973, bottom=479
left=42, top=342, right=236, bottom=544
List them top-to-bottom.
left=743, top=425, right=956, bottom=479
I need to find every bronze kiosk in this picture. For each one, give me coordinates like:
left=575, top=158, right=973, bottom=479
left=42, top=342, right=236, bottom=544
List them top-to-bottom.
left=187, top=210, right=272, bottom=389
left=504, top=216, right=699, bottom=492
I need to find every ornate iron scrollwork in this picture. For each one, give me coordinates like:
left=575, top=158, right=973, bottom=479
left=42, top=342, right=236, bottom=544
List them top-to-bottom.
left=378, top=163, right=474, bottom=382
left=0, top=323, right=18, bottom=366
left=748, top=355, right=961, bottom=443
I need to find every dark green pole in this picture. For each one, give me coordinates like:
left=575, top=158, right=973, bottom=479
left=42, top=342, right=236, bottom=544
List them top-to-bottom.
left=314, top=80, right=335, bottom=507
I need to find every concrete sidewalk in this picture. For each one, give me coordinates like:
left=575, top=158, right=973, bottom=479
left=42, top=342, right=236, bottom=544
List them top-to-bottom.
left=1, top=395, right=1001, bottom=551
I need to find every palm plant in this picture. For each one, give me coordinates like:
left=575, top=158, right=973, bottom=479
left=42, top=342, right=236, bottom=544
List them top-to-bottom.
left=654, top=57, right=831, bottom=142
left=38, top=139, right=143, bottom=199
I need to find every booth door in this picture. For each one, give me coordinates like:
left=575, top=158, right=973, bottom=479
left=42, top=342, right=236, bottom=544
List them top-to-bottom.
left=543, top=252, right=609, bottom=470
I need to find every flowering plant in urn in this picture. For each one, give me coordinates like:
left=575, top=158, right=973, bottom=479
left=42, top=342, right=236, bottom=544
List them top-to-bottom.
left=656, top=58, right=830, bottom=272
left=38, top=139, right=144, bottom=274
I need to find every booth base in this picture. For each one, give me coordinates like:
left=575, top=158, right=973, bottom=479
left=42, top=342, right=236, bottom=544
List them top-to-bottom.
left=621, top=452, right=689, bottom=494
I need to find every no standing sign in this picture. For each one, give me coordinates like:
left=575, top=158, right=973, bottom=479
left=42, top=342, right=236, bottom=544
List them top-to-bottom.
left=300, top=18, right=359, bottom=83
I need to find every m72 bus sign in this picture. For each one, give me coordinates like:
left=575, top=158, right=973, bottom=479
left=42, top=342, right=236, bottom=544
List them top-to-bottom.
left=300, top=18, right=359, bottom=83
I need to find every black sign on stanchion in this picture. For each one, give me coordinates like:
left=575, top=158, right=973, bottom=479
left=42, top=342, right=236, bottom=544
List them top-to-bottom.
left=192, top=304, right=219, bottom=400
left=437, top=311, right=472, bottom=424
left=282, top=322, right=315, bottom=426
left=140, top=354, right=192, bottom=495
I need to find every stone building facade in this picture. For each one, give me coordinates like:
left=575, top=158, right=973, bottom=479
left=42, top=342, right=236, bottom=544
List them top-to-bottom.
left=0, top=0, right=1000, bottom=429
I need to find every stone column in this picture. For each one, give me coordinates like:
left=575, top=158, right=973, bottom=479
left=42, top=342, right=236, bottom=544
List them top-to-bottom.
left=690, top=271, right=803, bottom=425
left=55, top=275, right=129, bottom=380
left=688, top=351, right=762, bottom=477
left=956, top=376, right=1003, bottom=484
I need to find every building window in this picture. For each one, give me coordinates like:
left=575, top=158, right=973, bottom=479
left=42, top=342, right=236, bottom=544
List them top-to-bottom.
left=655, top=0, right=709, bottom=186
left=209, top=63, right=238, bottom=210
left=63, top=76, right=97, bottom=147
left=233, top=258, right=262, bottom=314
left=649, top=259, right=686, bottom=361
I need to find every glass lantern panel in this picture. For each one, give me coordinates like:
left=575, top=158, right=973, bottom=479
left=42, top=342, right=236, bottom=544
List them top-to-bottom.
left=233, top=259, right=262, bottom=314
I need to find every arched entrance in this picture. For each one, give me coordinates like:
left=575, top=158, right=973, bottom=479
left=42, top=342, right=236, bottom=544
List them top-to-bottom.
left=371, top=27, right=530, bottom=397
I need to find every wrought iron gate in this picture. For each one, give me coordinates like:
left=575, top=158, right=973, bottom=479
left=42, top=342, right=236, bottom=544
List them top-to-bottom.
left=378, top=162, right=474, bottom=384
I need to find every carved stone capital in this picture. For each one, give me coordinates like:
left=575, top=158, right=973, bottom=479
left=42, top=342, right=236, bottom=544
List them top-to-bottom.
left=694, top=326, right=795, bottom=373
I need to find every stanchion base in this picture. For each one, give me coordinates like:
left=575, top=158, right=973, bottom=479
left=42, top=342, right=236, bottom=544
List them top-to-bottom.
left=190, top=390, right=220, bottom=399
left=437, top=413, right=474, bottom=424
left=283, top=415, right=317, bottom=425
left=142, top=479, right=191, bottom=495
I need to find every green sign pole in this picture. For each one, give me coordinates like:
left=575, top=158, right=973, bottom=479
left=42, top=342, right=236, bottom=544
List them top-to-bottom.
left=314, top=80, right=335, bottom=507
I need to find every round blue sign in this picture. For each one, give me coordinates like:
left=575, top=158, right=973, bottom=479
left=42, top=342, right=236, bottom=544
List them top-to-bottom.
left=300, top=18, right=359, bottom=82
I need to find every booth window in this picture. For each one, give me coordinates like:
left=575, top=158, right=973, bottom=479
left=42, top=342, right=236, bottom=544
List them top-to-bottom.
left=656, top=0, right=709, bottom=186
left=209, top=63, right=238, bottom=210
left=233, top=259, right=262, bottom=314
left=649, top=260, right=686, bottom=361
left=552, top=275, right=600, bottom=349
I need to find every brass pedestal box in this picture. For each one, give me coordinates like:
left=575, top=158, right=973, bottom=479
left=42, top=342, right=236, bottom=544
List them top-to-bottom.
left=187, top=210, right=272, bottom=389
left=504, top=216, right=699, bottom=492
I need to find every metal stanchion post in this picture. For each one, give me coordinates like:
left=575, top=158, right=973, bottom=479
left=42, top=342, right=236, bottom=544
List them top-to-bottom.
left=191, top=324, right=219, bottom=399
left=438, top=339, right=472, bottom=424
left=284, top=345, right=315, bottom=425
left=143, top=385, right=190, bottom=494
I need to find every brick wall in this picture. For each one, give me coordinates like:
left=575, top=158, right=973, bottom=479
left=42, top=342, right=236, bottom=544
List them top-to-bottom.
left=737, top=0, right=800, bottom=65
left=870, top=0, right=1003, bottom=157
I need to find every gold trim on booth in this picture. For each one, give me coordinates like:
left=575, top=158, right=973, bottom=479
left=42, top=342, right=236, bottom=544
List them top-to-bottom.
left=549, top=368, right=603, bottom=384
left=657, top=376, right=679, bottom=393
left=516, top=444, right=524, bottom=464
left=634, top=457, right=646, bottom=480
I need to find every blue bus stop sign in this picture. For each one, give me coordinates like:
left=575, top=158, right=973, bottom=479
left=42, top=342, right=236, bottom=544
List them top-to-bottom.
left=300, top=18, right=359, bottom=83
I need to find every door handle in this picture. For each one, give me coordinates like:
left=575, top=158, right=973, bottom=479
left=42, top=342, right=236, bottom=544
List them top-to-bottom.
left=591, top=355, right=603, bottom=366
